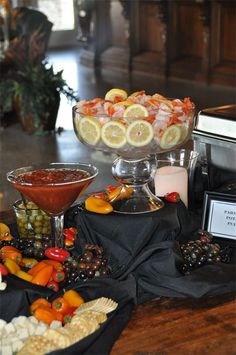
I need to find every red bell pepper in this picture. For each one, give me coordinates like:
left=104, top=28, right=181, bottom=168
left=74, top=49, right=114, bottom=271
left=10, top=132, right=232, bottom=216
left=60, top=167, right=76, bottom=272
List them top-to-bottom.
left=105, top=185, right=118, bottom=193
left=92, top=192, right=109, bottom=200
left=63, top=228, right=77, bottom=241
left=45, top=248, right=70, bottom=262
left=0, top=262, right=9, bottom=276
left=52, top=269, right=65, bottom=283
left=47, top=280, right=59, bottom=292
left=63, top=306, right=77, bottom=324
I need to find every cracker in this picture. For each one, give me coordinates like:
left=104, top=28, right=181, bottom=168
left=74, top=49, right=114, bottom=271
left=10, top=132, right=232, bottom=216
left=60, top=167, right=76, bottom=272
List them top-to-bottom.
left=76, top=297, right=118, bottom=315
left=44, top=328, right=71, bottom=348
left=17, top=335, right=57, bottom=355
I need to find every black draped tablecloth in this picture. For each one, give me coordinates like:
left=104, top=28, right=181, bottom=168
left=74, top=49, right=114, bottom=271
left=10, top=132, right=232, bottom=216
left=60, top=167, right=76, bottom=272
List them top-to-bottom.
left=0, top=201, right=235, bottom=354
left=69, top=201, right=235, bottom=302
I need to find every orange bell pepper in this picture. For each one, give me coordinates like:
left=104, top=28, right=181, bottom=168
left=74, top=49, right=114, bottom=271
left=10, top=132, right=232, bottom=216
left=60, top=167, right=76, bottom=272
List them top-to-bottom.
left=108, top=186, right=133, bottom=202
left=85, top=196, right=113, bottom=214
left=0, top=235, right=13, bottom=242
left=64, top=239, right=74, bottom=248
left=0, top=246, right=22, bottom=263
left=43, top=259, right=64, bottom=271
left=28, top=261, right=47, bottom=276
left=31, top=265, right=53, bottom=287
left=63, top=289, right=84, bottom=308
left=30, top=297, right=51, bottom=314
left=52, top=297, right=70, bottom=315
left=34, top=306, right=57, bottom=325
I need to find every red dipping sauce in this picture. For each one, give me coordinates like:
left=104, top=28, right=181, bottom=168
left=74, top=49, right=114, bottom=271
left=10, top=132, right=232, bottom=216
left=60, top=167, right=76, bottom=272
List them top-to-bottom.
left=13, top=168, right=93, bottom=215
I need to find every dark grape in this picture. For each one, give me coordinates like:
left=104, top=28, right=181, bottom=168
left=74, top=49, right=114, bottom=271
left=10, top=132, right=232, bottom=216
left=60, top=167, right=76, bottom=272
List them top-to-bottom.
left=179, top=229, right=232, bottom=274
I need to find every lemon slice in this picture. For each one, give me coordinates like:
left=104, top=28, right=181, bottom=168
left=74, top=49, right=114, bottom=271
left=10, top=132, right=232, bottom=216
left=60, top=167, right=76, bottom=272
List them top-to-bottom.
left=105, top=88, right=128, bottom=102
left=130, top=90, right=145, bottom=96
left=112, top=100, right=134, bottom=107
left=123, top=104, right=149, bottom=119
left=77, top=116, right=101, bottom=145
left=126, top=120, right=153, bottom=147
left=101, top=121, right=127, bottom=148
left=176, top=123, right=189, bottom=143
left=160, top=125, right=181, bottom=149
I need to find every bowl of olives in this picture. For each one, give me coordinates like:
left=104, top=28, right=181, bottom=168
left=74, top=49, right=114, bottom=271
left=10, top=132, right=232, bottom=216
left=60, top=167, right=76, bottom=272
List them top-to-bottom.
left=13, top=199, right=51, bottom=239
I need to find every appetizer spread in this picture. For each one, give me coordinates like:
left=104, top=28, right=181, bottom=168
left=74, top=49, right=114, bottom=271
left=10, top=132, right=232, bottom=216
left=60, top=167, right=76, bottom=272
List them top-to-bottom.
left=0, top=295, right=118, bottom=355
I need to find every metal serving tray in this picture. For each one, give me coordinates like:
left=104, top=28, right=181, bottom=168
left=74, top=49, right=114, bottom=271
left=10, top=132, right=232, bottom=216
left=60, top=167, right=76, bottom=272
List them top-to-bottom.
left=192, top=104, right=236, bottom=172
left=193, top=104, right=236, bottom=140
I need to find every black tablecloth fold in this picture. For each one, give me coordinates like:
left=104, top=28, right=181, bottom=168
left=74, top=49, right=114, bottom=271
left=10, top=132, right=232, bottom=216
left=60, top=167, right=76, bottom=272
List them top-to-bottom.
left=71, top=201, right=236, bottom=302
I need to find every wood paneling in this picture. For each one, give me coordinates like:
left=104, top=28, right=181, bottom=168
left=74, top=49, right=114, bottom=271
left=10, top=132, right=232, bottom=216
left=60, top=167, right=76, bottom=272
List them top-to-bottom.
left=79, top=0, right=236, bottom=87
left=210, top=0, right=236, bottom=86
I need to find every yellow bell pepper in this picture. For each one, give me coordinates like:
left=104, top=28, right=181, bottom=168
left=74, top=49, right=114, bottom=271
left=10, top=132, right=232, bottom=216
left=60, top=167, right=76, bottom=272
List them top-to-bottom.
left=108, top=186, right=133, bottom=202
left=85, top=196, right=113, bottom=214
left=4, top=258, right=20, bottom=274
left=21, top=258, right=38, bottom=268
left=16, top=270, right=33, bottom=282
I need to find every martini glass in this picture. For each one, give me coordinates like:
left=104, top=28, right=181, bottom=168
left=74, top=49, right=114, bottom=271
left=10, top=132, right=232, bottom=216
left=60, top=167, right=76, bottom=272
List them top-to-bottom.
left=73, top=99, right=195, bottom=214
left=7, top=162, right=98, bottom=247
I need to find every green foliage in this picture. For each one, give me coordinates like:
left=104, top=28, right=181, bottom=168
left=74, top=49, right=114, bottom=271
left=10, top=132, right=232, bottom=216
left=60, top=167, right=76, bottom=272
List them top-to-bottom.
left=0, top=7, right=78, bottom=133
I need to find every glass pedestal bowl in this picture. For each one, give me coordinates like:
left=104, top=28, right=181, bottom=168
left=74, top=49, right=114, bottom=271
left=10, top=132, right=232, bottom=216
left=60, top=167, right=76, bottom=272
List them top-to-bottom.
left=73, top=95, right=195, bottom=214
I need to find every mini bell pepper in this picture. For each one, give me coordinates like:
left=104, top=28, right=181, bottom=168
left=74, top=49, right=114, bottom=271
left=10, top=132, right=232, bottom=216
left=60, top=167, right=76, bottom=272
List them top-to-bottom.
left=105, top=185, right=118, bottom=193
left=107, top=186, right=133, bottom=202
left=92, top=192, right=109, bottom=200
left=85, top=196, right=113, bottom=214
left=63, top=227, right=77, bottom=241
left=0, top=235, right=13, bottom=242
left=64, top=239, right=74, bottom=248
left=0, top=246, right=22, bottom=263
left=45, top=248, right=70, bottom=262
left=3, top=258, right=20, bottom=274
left=21, top=258, right=38, bottom=268
left=43, top=259, right=64, bottom=271
left=28, top=261, right=47, bottom=276
left=0, top=263, right=8, bottom=276
left=31, top=265, right=53, bottom=287
left=16, top=269, right=33, bottom=282
left=52, top=269, right=65, bottom=283
left=47, top=280, right=59, bottom=292
left=63, top=289, right=84, bottom=308
left=30, top=297, right=51, bottom=314
left=52, top=297, right=70, bottom=315
left=34, top=306, right=57, bottom=325
left=63, top=306, right=77, bottom=324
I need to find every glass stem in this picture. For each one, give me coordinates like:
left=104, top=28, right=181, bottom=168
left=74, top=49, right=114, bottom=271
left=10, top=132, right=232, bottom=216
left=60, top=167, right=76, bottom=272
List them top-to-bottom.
left=50, top=214, right=64, bottom=248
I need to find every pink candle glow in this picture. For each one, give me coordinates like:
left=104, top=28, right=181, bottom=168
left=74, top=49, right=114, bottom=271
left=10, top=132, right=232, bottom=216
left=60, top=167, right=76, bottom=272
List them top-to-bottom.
left=154, top=166, right=188, bottom=207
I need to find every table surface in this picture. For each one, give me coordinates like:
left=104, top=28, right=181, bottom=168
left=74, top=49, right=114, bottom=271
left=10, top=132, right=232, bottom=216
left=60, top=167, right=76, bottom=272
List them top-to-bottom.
left=0, top=210, right=236, bottom=355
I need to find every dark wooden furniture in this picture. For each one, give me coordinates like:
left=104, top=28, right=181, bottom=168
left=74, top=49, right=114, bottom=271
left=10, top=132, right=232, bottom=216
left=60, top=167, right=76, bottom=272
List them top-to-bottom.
left=79, top=0, right=236, bottom=87
left=1, top=209, right=235, bottom=354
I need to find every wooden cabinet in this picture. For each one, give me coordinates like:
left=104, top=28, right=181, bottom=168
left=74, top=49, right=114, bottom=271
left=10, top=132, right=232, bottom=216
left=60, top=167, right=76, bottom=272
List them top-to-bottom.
left=79, top=0, right=236, bottom=87
left=130, top=0, right=168, bottom=77
left=210, top=0, right=236, bottom=86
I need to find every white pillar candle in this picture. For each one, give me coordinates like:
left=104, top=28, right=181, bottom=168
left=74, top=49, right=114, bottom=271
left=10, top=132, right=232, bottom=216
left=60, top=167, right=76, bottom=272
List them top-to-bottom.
left=154, top=166, right=188, bottom=207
